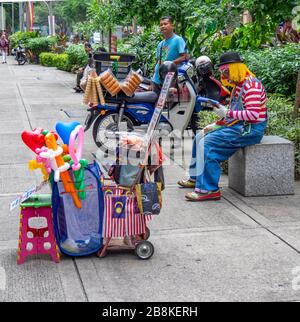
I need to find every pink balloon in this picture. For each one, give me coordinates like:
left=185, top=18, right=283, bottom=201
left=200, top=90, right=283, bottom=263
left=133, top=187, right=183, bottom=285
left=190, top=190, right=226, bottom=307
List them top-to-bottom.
left=69, top=125, right=84, bottom=171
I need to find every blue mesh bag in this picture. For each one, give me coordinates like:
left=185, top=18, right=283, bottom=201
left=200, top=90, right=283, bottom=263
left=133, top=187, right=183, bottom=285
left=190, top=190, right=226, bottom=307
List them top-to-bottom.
left=52, top=161, right=104, bottom=256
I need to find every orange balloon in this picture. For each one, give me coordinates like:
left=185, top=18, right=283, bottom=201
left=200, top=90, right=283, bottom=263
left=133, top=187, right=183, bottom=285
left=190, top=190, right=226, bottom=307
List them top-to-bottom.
left=45, top=133, right=82, bottom=209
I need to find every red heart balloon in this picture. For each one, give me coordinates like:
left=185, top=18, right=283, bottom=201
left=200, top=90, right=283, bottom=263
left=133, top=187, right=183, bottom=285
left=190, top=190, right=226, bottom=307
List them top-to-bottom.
left=21, top=128, right=46, bottom=153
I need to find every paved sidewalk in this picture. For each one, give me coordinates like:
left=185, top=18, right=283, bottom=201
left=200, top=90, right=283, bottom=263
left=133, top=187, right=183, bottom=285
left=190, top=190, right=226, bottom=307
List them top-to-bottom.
left=0, top=56, right=300, bottom=302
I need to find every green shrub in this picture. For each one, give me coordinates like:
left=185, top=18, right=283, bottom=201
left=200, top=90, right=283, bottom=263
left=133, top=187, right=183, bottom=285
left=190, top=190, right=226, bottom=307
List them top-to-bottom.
left=126, top=27, right=161, bottom=77
left=9, top=31, right=39, bottom=50
left=26, top=37, right=55, bottom=61
left=66, top=44, right=88, bottom=68
left=209, top=44, right=300, bottom=99
left=242, top=45, right=300, bottom=99
left=39, top=52, right=70, bottom=72
left=39, top=52, right=57, bottom=67
left=55, top=54, right=70, bottom=71
left=266, top=94, right=300, bottom=177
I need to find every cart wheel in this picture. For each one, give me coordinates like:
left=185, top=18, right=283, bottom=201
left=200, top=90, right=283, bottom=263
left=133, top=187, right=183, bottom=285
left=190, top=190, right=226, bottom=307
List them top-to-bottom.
left=142, top=227, right=150, bottom=240
left=135, top=241, right=154, bottom=260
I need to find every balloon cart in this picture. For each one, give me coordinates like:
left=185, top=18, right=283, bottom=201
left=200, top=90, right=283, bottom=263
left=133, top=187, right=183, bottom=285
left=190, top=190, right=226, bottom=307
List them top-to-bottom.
left=15, top=71, right=175, bottom=262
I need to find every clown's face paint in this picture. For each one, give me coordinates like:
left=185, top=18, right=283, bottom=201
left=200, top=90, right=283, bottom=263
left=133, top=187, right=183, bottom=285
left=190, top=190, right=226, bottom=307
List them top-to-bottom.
left=219, top=64, right=230, bottom=80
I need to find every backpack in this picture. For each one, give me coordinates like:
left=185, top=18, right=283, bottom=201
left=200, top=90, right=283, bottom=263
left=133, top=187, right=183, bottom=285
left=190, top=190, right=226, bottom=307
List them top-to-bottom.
left=52, top=161, right=104, bottom=256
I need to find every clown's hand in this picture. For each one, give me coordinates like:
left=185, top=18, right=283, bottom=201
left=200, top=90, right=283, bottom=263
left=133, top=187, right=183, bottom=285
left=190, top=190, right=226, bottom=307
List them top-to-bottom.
left=213, top=104, right=228, bottom=118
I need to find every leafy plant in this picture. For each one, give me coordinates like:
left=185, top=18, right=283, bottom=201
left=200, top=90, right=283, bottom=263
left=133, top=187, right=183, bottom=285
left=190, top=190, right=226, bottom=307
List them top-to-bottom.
left=126, top=26, right=161, bottom=77
left=9, top=31, right=39, bottom=50
left=26, top=37, right=56, bottom=63
left=65, top=44, right=88, bottom=68
left=208, top=44, right=300, bottom=99
left=241, top=44, right=300, bottom=98
left=39, top=52, right=71, bottom=71
left=39, top=52, right=57, bottom=67
left=55, top=54, right=70, bottom=71
left=265, top=93, right=300, bottom=176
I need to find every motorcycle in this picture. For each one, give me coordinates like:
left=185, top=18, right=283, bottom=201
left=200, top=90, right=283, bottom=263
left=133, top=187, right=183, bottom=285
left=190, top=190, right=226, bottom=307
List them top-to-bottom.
left=12, top=44, right=27, bottom=65
left=84, top=52, right=231, bottom=152
left=84, top=53, right=199, bottom=152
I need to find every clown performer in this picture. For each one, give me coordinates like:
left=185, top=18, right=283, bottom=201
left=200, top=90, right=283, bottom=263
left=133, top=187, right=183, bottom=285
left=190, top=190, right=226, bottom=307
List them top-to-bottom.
left=177, top=51, right=267, bottom=201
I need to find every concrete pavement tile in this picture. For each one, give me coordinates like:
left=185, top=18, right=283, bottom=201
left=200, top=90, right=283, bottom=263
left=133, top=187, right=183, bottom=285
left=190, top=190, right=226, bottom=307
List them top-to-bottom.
left=54, top=69, right=75, bottom=80
left=20, top=82, right=69, bottom=88
left=21, top=87, right=73, bottom=96
left=0, top=89, right=16, bottom=96
left=21, top=91, right=76, bottom=100
left=0, top=93, right=17, bottom=100
left=0, top=98, right=22, bottom=106
left=22, top=98, right=83, bottom=107
left=28, top=103, right=85, bottom=117
left=62, top=109, right=87, bottom=119
left=0, top=111, right=24, bottom=122
left=27, top=111, right=85, bottom=126
left=28, top=112, right=69, bottom=123
left=30, top=119, right=70, bottom=132
left=0, top=120, right=28, bottom=134
left=0, top=133, right=26, bottom=146
left=82, top=133, right=97, bottom=146
left=0, top=144, right=33, bottom=165
left=82, top=145, right=101, bottom=164
left=162, top=163, right=228, bottom=186
left=0, top=164, right=44, bottom=194
left=161, top=164, right=186, bottom=185
left=227, top=182, right=300, bottom=226
left=149, top=186, right=258, bottom=231
left=0, top=197, right=20, bottom=241
left=271, top=225, right=300, bottom=251
left=76, top=228, right=300, bottom=302
left=0, top=247, right=86, bottom=302
left=0, top=248, right=65, bottom=301
left=56, top=257, right=88, bottom=302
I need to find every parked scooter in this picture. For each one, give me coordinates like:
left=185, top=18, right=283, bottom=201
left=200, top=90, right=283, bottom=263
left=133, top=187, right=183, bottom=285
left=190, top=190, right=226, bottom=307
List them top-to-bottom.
left=12, top=44, right=27, bottom=65
left=84, top=53, right=231, bottom=152
left=84, top=59, right=199, bottom=152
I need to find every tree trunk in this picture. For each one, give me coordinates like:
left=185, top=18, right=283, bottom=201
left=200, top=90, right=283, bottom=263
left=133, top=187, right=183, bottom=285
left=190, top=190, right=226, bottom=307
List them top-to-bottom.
left=132, top=16, right=138, bottom=34
left=108, top=29, right=112, bottom=52
left=101, top=30, right=104, bottom=47
left=294, top=68, right=300, bottom=119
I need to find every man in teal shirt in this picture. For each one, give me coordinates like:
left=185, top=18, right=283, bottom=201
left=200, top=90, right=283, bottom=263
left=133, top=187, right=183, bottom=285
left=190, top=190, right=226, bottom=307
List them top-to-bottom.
left=151, top=16, right=188, bottom=92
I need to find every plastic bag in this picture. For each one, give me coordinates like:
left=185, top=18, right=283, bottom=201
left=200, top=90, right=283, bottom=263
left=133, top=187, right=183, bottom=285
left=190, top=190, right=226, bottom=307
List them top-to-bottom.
left=135, top=182, right=162, bottom=215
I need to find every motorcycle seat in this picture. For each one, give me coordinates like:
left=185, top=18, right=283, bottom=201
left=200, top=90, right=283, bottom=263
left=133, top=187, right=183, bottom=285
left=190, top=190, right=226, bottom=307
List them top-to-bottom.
left=124, top=91, right=158, bottom=104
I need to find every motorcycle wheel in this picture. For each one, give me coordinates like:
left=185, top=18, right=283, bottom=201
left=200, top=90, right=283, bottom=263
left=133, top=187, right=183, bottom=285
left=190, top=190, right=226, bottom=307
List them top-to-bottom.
left=17, top=57, right=26, bottom=65
left=92, top=112, right=134, bottom=153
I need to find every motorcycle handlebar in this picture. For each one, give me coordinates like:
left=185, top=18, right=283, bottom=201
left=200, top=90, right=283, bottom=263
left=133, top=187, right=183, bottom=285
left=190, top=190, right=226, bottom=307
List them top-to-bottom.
left=196, top=96, right=219, bottom=107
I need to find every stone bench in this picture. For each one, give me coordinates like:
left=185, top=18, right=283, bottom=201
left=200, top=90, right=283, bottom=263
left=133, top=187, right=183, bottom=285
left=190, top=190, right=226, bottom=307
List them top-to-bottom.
left=228, top=135, right=294, bottom=196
